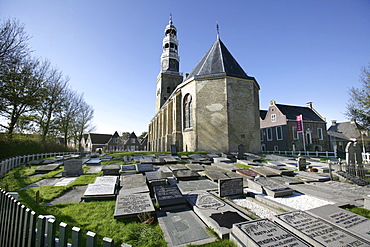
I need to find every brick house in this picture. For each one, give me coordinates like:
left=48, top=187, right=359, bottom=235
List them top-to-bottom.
left=260, top=100, right=329, bottom=152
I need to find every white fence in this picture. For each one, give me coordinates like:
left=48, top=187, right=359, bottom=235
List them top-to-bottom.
left=264, top=150, right=337, bottom=158
left=0, top=152, right=79, bottom=178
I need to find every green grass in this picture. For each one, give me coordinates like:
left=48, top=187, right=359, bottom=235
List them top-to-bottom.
left=234, top=163, right=252, bottom=169
left=345, top=207, right=370, bottom=219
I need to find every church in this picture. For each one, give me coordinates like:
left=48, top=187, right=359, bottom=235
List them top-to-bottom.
left=148, top=18, right=261, bottom=154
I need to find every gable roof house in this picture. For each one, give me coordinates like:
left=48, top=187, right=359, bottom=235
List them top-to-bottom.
left=260, top=100, right=329, bottom=152
left=327, top=119, right=369, bottom=154
left=107, top=131, right=124, bottom=152
left=85, top=133, right=113, bottom=153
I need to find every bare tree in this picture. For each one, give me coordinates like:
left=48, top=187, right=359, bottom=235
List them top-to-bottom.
left=71, top=99, right=95, bottom=151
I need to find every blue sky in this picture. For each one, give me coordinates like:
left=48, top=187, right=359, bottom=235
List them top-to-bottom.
left=2, top=0, right=370, bottom=135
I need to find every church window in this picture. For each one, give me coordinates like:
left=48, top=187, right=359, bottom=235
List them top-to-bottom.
left=165, top=43, right=169, bottom=48
left=183, top=94, right=193, bottom=130
left=276, top=126, right=283, bottom=140
left=292, top=127, right=298, bottom=140
left=267, top=128, right=273, bottom=141
left=317, top=128, right=323, bottom=140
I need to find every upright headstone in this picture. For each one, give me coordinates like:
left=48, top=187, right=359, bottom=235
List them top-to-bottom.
left=170, top=144, right=177, bottom=156
left=237, top=144, right=245, bottom=160
left=297, top=155, right=307, bottom=171
left=63, top=159, right=83, bottom=177
left=218, top=178, right=243, bottom=197
left=231, top=219, right=312, bottom=247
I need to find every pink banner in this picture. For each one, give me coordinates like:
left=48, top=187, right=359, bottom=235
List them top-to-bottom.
left=296, top=115, right=303, bottom=133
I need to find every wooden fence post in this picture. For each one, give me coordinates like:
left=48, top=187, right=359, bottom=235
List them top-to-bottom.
left=22, top=208, right=36, bottom=247
left=35, top=215, right=46, bottom=247
left=46, top=218, right=56, bottom=247
left=59, top=222, right=68, bottom=247
left=71, top=226, right=81, bottom=247
left=86, top=231, right=97, bottom=247
left=102, top=237, right=114, bottom=247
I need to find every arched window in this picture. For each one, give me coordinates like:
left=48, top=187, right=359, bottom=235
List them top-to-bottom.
left=183, top=94, right=192, bottom=129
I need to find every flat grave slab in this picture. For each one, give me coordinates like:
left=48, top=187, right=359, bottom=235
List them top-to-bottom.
left=101, top=156, right=113, bottom=161
left=163, top=157, right=178, bottom=164
left=213, top=157, right=232, bottom=163
left=85, top=158, right=101, bottom=165
left=139, top=158, right=154, bottom=164
left=41, top=159, right=57, bottom=164
left=63, top=159, right=83, bottom=177
left=236, top=159, right=258, bottom=166
left=28, top=160, right=44, bottom=165
left=268, top=160, right=286, bottom=166
left=212, top=162, right=239, bottom=171
left=35, top=163, right=62, bottom=173
left=136, top=163, right=154, bottom=173
left=101, top=164, right=121, bottom=175
left=120, top=164, right=137, bottom=174
left=168, top=164, right=188, bottom=171
left=185, top=164, right=205, bottom=171
left=86, top=165, right=102, bottom=173
left=202, top=165, right=229, bottom=173
left=263, top=165, right=294, bottom=176
left=250, top=167, right=280, bottom=177
left=173, top=169, right=200, bottom=180
left=236, top=169, right=259, bottom=178
left=199, top=170, right=229, bottom=182
left=146, top=171, right=169, bottom=186
left=225, top=171, right=249, bottom=186
left=294, top=171, right=330, bottom=182
left=336, top=171, right=369, bottom=186
left=119, top=174, right=149, bottom=195
left=94, top=176, right=119, bottom=185
left=271, top=176, right=304, bottom=185
left=54, top=177, right=77, bottom=186
left=248, top=177, right=294, bottom=197
left=21, top=178, right=60, bottom=189
left=177, top=178, right=218, bottom=193
left=218, top=178, right=243, bottom=197
left=82, top=183, right=116, bottom=201
left=153, top=184, right=188, bottom=211
left=44, top=185, right=87, bottom=205
left=185, top=190, right=250, bottom=239
left=114, top=193, right=155, bottom=219
left=307, top=204, right=370, bottom=240
left=157, top=209, right=216, bottom=247
left=274, top=210, right=370, bottom=247
left=231, top=219, right=312, bottom=247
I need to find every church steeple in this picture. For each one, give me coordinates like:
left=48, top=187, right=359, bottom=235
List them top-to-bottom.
left=161, top=15, right=180, bottom=74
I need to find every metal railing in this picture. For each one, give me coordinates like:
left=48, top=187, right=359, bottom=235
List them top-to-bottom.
left=263, top=150, right=337, bottom=158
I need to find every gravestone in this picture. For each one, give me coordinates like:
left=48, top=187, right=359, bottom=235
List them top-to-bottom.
left=170, top=144, right=177, bottom=156
left=237, top=144, right=245, bottom=160
left=297, top=155, right=308, bottom=171
left=101, top=156, right=113, bottom=161
left=164, top=157, right=178, bottom=164
left=213, top=157, right=232, bottom=163
left=85, top=158, right=101, bottom=165
left=139, top=158, right=153, bottom=164
left=41, top=159, right=56, bottom=165
left=62, top=159, right=83, bottom=177
left=212, top=162, right=239, bottom=171
left=35, top=163, right=62, bottom=174
left=136, top=163, right=154, bottom=173
left=101, top=164, right=120, bottom=175
left=120, top=164, right=137, bottom=174
left=168, top=164, right=188, bottom=171
left=185, top=164, right=205, bottom=171
left=263, top=165, right=294, bottom=176
left=250, top=167, right=280, bottom=177
left=236, top=169, right=259, bottom=178
left=173, top=170, right=200, bottom=180
left=146, top=171, right=169, bottom=186
left=200, top=171, right=229, bottom=182
left=225, top=171, right=249, bottom=186
left=294, top=171, right=330, bottom=182
left=335, top=171, right=369, bottom=186
left=119, top=174, right=149, bottom=195
left=94, top=176, right=118, bottom=185
left=271, top=176, right=304, bottom=185
left=247, top=177, right=294, bottom=197
left=177, top=178, right=219, bottom=193
left=218, top=178, right=243, bottom=197
left=82, top=183, right=116, bottom=201
left=153, top=184, right=187, bottom=211
left=185, top=191, right=250, bottom=239
left=114, top=193, right=155, bottom=219
left=365, top=195, right=370, bottom=210
left=307, top=204, right=370, bottom=241
left=274, top=210, right=370, bottom=246
left=231, top=219, right=312, bottom=247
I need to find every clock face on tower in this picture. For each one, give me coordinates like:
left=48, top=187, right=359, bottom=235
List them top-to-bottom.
left=169, top=59, right=178, bottom=71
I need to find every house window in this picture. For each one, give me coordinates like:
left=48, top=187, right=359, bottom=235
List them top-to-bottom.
left=183, top=94, right=193, bottom=129
left=271, top=114, right=276, bottom=122
left=276, top=126, right=283, bottom=140
left=292, top=126, right=298, bottom=140
left=267, top=128, right=273, bottom=141
left=317, top=128, right=323, bottom=140
left=260, top=130, right=264, bottom=141
left=306, top=131, right=312, bottom=144
left=113, top=138, right=118, bottom=144
left=131, top=138, right=135, bottom=144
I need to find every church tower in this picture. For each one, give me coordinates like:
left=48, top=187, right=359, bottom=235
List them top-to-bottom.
left=155, top=16, right=183, bottom=112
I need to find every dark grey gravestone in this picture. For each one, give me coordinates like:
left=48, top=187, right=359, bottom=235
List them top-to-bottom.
left=170, top=144, right=177, bottom=156
left=237, top=144, right=245, bottom=160
left=101, top=156, right=113, bottom=161
left=164, top=157, right=178, bottom=164
left=213, top=157, right=232, bottom=163
left=85, top=158, right=101, bottom=165
left=139, top=158, right=153, bottom=164
left=41, top=159, right=56, bottom=164
left=62, top=159, right=83, bottom=177
left=28, top=160, right=44, bottom=165
left=268, top=160, right=286, bottom=166
left=212, top=162, right=239, bottom=171
left=35, top=163, right=62, bottom=174
left=136, top=163, right=154, bottom=172
left=102, top=164, right=120, bottom=175
left=120, top=164, right=137, bottom=174
left=185, top=164, right=205, bottom=171
left=203, top=165, right=230, bottom=173
left=264, top=165, right=294, bottom=176
left=250, top=167, right=280, bottom=177
left=173, top=170, right=200, bottom=181
left=146, top=171, right=168, bottom=187
left=200, top=171, right=229, bottom=182
left=225, top=171, right=249, bottom=186
left=294, top=171, right=330, bottom=182
left=119, top=174, right=149, bottom=195
left=271, top=176, right=304, bottom=185
left=248, top=177, right=294, bottom=197
left=177, top=178, right=218, bottom=193
left=218, top=178, right=243, bottom=197
left=82, top=183, right=116, bottom=201
left=153, top=184, right=187, bottom=211
left=185, top=191, right=250, bottom=239
left=114, top=193, right=155, bottom=219
left=308, top=204, right=370, bottom=241
left=156, top=209, right=216, bottom=246
left=274, top=210, right=370, bottom=247
left=231, top=219, right=312, bottom=247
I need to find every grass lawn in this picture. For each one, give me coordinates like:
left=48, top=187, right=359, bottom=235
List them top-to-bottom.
left=0, top=151, right=236, bottom=247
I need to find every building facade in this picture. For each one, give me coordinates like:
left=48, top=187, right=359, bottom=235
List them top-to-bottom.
left=148, top=19, right=261, bottom=154
left=260, top=100, right=329, bottom=152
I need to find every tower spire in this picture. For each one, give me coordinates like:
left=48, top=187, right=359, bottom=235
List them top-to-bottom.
left=169, top=13, right=173, bottom=24
left=216, top=22, right=220, bottom=39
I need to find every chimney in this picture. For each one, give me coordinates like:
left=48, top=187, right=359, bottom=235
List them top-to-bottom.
left=306, top=102, right=313, bottom=109
left=331, top=120, right=337, bottom=126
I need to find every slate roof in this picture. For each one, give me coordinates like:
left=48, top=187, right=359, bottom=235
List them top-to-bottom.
left=186, top=37, right=258, bottom=87
left=275, top=104, right=325, bottom=122
left=260, top=110, right=268, bottom=119
left=327, top=121, right=362, bottom=140
left=89, top=133, right=112, bottom=144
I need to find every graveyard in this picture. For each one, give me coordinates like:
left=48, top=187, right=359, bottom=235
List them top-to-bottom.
left=1, top=150, right=370, bottom=247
